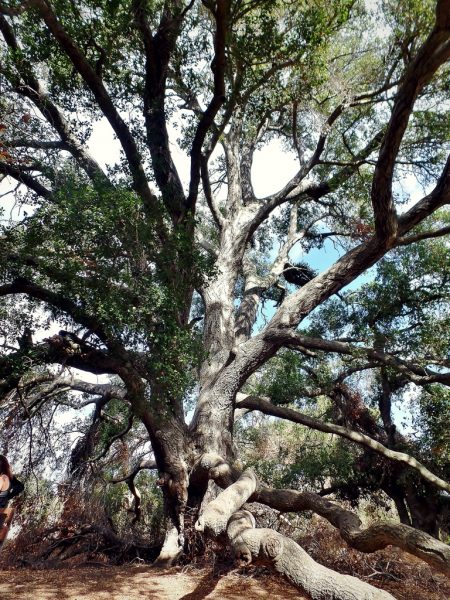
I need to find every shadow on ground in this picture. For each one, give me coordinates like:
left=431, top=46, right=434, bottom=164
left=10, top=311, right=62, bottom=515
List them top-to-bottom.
left=0, top=565, right=306, bottom=600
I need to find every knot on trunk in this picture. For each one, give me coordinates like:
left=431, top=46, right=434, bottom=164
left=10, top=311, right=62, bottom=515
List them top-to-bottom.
left=191, top=453, right=233, bottom=487
left=198, top=453, right=226, bottom=470
left=210, top=463, right=230, bottom=479
left=156, top=472, right=171, bottom=487
left=262, top=534, right=283, bottom=559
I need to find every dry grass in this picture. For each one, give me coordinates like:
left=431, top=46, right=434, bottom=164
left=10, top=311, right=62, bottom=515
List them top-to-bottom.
left=1, top=519, right=449, bottom=599
left=299, top=520, right=450, bottom=600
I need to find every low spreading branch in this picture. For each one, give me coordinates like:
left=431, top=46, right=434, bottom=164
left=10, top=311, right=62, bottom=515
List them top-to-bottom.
left=0, top=277, right=117, bottom=350
left=236, top=394, right=450, bottom=494
left=195, top=469, right=257, bottom=536
left=198, top=469, right=450, bottom=578
left=198, top=472, right=396, bottom=598
left=253, top=486, right=450, bottom=577
left=227, top=510, right=395, bottom=600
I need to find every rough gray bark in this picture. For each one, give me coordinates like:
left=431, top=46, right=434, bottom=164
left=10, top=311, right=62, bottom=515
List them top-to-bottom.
left=195, top=468, right=450, bottom=578
left=195, top=470, right=257, bottom=537
left=195, top=472, right=397, bottom=599
left=253, top=487, right=450, bottom=577
left=227, top=511, right=396, bottom=600
left=153, top=523, right=183, bottom=567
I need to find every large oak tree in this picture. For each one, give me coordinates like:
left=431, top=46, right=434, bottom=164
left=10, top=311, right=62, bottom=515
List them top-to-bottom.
left=1, top=0, right=450, bottom=597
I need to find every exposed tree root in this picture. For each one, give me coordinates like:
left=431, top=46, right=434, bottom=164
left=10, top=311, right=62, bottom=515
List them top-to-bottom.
left=196, top=471, right=398, bottom=600
left=227, top=510, right=396, bottom=600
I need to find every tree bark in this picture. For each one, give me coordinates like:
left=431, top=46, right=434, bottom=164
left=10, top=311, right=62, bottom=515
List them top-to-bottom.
left=195, top=471, right=397, bottom=599
left=254, top=487, right=450, bottom=576
left=227, top=510, right=396, bottom=600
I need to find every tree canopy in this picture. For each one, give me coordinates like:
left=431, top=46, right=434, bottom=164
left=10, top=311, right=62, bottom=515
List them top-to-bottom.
left=1, top=0, right=450, bottom=598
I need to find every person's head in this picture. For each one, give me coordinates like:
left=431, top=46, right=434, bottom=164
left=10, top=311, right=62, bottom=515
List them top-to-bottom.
left=0, top=455, right=12, bottom=479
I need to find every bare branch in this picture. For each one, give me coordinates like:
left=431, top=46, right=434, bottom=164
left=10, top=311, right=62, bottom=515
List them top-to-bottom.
left=250, top=129, right=384, bottom=235
left=398, top=153, right=450, bottom=234
left=255, top=156, right=450, bottom=338
left=0, top=162, right=52, bottom=199
left=235, top=204, right=304, bottom=344
left=399, top=225, right=450, bottom=245
left=90, top=412, right=133, bottom=462
left=110, top=458, right=157, bottom=484
left=253, top=486, right=450, bottom=576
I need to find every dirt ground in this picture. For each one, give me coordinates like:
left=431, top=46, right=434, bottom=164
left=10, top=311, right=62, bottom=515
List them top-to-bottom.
left=0, top=563, right=449, bottom=600
left=0, top=565, right=306, bottom=600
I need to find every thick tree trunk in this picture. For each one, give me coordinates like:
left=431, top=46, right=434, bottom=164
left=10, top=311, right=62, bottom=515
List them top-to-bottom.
left=190, top=387, right=236, bottom=460
left=138, top=404, right=192, bottom=565
left=384, top=478, right=442, bottom=538
left=384, top=485, right=412, bottom=527
left=405, top=486, right=441, bottom=538
left=154, top=513, right=184, bottom=567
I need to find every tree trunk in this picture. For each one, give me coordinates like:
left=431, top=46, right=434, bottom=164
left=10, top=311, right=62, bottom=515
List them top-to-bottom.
left=384, top=485, right=411, bottom=527
left=405, top=485, right=441, bottom=538
left=154, top=509, right=184, bottom=567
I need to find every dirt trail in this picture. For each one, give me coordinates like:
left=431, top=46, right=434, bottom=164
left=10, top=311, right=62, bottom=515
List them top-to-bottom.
left=1, top=562, right=449, bottom=599
left=0, top=566, right=305, bottom=600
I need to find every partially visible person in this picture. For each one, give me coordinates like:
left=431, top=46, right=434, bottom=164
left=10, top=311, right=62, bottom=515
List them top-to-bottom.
left=0, top=455, right=24, bottom=546
left=0, top=455, right=12, bottom=507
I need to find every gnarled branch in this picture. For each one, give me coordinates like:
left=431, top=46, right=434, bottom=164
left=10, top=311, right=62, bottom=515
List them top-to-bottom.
left=236, top=394, right=450, bottom=494
left=254, top=486, right=450, bottom=577
left=227, top=510, right=395, bottom=600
